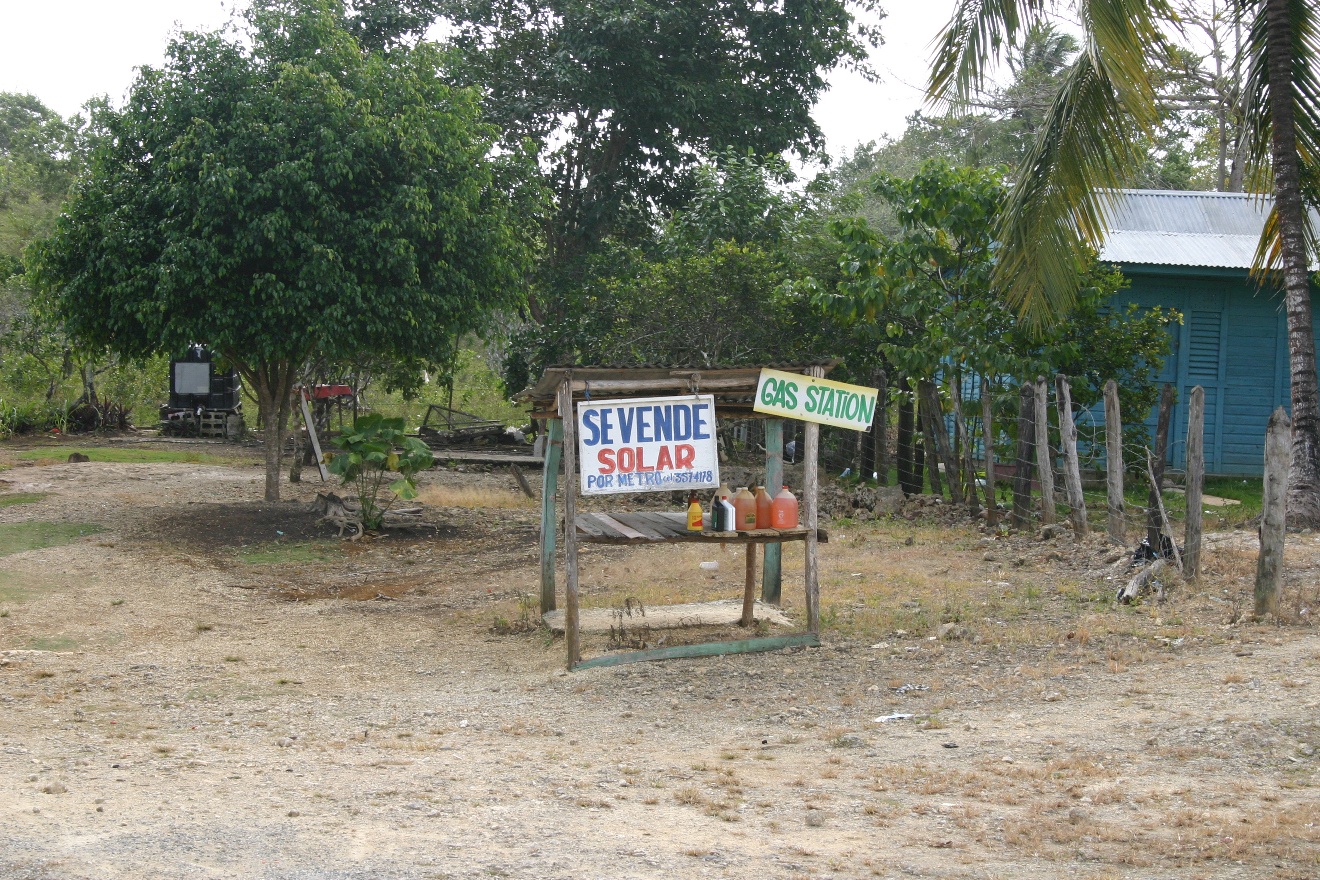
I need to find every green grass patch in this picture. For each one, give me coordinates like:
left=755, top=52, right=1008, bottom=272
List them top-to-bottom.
left=16, top=447, right=237, bottom=465
left=0, top=492, right=44, bottom=508
left=0, top=522, right=102, bottom=556
left=238, top=540, right=342, bottom=566
left=0, top=571, right=43, bottom=603
left=28, top=635, right=79, bottom=651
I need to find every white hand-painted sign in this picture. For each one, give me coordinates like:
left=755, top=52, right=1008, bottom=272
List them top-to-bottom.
left=753, top=368, right=878, bottom=431
left=577, top=395, right=720, bottom=495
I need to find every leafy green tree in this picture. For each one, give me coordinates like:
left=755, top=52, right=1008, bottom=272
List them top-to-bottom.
left=33, top=0, right=535, bottom=501
left=436, top=0, right=879, bottom=381
left=928, top=0, right=1320, bottom=523
left=821, top=160, right=1174, bottom=487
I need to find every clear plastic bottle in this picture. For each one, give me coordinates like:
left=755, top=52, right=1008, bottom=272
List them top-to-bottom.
left=770, top=485, right=799, bottom=529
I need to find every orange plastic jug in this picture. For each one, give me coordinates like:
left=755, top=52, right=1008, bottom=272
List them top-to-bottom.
left=754, top=486, right=772, bottom=528
left=770, top=486, right=799, bottom=529
left=734, top=487, right=757, bottom=531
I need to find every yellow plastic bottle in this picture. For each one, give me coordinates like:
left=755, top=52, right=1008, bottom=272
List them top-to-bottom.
left=686, top=492, right=704, bottom=531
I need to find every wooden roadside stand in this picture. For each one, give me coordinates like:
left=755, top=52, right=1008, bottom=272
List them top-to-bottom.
left=518, top=362, right=880, bottom=671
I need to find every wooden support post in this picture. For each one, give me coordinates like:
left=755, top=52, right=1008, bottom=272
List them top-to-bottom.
left=804, top=367, right=823, bottom=634
left=1055, top=374, right=1088, bottom=538
left=981, top=376, right=997, bottom=526
left=1033, top=377, right=1055, bottom=524
left=558, top=378, right=580, bottom=668
left=1103, top=379, right=1125, bottom=544
left=1012, top=382, right=1035, bottom=529
left=1147, top=382, right=1175, bottom=548
left=1184, top=385, right=1205, bottom=579
left=1255, top=407, right=1290, bottom=618
left=538, top=418, right=563, bottom=615
left=762, top=419, right=784, bottom=604
left=741, top=544, right=756, bottom=627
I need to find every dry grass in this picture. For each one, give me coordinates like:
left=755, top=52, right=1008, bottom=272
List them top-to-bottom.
left=415, top=485, right=535, bottom=510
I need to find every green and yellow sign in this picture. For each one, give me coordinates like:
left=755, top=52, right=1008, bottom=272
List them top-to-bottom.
left=753, top=368, right=878, bottom=432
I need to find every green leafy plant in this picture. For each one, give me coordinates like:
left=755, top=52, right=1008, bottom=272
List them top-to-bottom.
left=327, top=414, right=433, bottom=531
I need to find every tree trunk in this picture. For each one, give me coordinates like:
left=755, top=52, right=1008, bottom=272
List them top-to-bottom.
left=1265, top=0, right=1320, bottom=526
left=248, top=359, right=298, bottom=503
left=875, top=369, right=890, bottom=485
left=952, top=374, right=979, bottom=514
left=981, top=377, right=997, bottom=526
left=897, top=379, right=919, bottom=495
left=921, top=379, right=962, bottom=504
left=918, top=389, right=944, bottom=497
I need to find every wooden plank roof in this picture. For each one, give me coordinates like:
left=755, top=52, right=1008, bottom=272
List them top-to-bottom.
left=518, top=361, right=837, bottom=418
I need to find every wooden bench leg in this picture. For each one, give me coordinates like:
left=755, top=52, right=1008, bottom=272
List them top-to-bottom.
left=741, top=543, right=756, bottom=627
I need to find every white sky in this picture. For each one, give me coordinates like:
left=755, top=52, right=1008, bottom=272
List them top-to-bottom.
left=0, top=0, right=958, bottom=161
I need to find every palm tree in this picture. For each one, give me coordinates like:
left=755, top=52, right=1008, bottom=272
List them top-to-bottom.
left=927, top=0, right=1320, bottom=522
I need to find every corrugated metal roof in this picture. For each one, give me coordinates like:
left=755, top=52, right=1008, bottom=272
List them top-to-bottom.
left=1098, top=189, right=1318, bottom=269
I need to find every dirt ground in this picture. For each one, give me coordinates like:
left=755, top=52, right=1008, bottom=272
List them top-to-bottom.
left=0, top=436, right=1317, bottom=880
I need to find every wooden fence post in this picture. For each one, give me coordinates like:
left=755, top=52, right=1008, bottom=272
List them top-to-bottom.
left=804, top=366, right=824, bottom=633
left=1055, top=374, right=1088, bottom=538
left=981, top=376, right=997, bottom=526
left=558, top=377, right=580, bottom=668
left=1033, top=377, right=1056, bottom=525
left=1103, top=379, right=1125, bottom=544
left=1147, top=382, right=1175, bottom=549
left=1013, top=383, right=1035, bottom=529
left=1184, top=385, right=1205, bottom=579
left=1255, top=407, right=1290, bottom=618
left=538, top=418, right=564, bottom=614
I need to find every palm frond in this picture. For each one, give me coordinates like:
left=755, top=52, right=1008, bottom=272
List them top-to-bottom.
left=927, top=0, right=1049, bottom=105
left=931, top=0, right=1171, bottom=325
left=991, top=0, right=1172, bottom=324
left=1237, top=0, right=1320, bottom=274
left=993, top=49, right=1151, bottom=324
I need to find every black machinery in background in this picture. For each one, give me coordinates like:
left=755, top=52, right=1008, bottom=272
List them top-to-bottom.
left=160, top=345, right=244, bottom=439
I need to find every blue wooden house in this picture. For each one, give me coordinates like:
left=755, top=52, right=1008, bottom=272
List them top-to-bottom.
left=1098, top=190, right=1320, bottom=476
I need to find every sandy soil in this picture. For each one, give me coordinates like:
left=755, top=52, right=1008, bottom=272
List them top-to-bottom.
left=0, top=438, right=1317, bottom=880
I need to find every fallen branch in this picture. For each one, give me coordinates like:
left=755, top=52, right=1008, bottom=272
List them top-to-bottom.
left=1145, top=448, right=1183, bottom=573
left=1117, top=557, right=1170, bottom=604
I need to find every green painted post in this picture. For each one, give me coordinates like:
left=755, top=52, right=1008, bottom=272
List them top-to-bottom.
left=539, top=418, right=563, bottom=615
left=762, top=418, right=784, bottom=603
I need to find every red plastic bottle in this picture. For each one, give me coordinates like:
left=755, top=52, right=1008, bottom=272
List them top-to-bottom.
left=770, top=486, right=799, bottom=529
